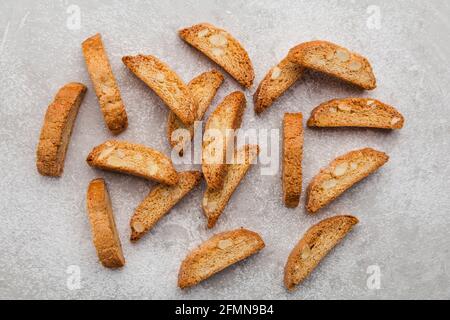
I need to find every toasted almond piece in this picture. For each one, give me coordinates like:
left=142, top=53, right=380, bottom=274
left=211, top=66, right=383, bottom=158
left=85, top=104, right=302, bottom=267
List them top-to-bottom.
left=179, top=23, right=254, bottom=88
left=197, top=29, right=210, bottom=37
left=82, top=34, right=128, bottom=134
left=289, top=41, right=376, bottom=90
left=335, top=48, right=350, bottom=62
left=122, top=54, right=196, bottom=125
left=254, top=56, right=304, bottom=114
left=348, top=60, right=362, bottom=71
left=271, top=66, right=282, bottom=79
left=167, top=70, right=224, bottom=152
left=36, top=82, right=87, bottom=176
left=202, top=91, right=246, bottom=190
left=308, top=98, right=405, bottom=129
left=337, top=102, right=351, bottom=112
left=282, top=113, right=304, bottom=208
left=391, top=117, right=401, bottom=125
left=86, top=140, right=178, bottom=185
left=203, top=144, right=259, bottom=228
left=306, top=148, right=389, bottom=213
left=332, top=162, right=348, bottom=177
left=130, top=171, right=201, bottom=241
left=86, top=178, right=125, bottom=268
left=322, top=178, right=338, bottom=190
left=284, top=215, right=358, bottom=290
left=178, top=228, right=265, bottom=288
left=217, top=239, right=233, bottom=250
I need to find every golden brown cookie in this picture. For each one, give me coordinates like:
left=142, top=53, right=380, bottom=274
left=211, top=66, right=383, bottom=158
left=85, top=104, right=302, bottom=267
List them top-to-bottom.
left=179, top=23, right=254, bottom=88
left=82, top=33, right=128, bottom=134
left=289, top=40, right=376, bottom=90
left=122, top=54, right=196, bottom=125
left=254, top=56, right=303, bottom=114
left=167, top=70, right=224, bottom=154
left=36, top=82, right=87, bottom=176
left=202, top=91, right=246, bottom=190
left=307, top=98, right=404, bottom=129
left=282, top=113, right=303, bottom=208
left=86, top=140, right=178, bottom=185
left=203, top=144, right=259, bottom=228
left=306, top=148, right=389, bottom=213
left=130, top=171, right=201, bottom=241
left=86, top=178, right=125, bottom=268
left=284, top=215, right=358, bottom=290
left=178, top=228, right=265, bottom=288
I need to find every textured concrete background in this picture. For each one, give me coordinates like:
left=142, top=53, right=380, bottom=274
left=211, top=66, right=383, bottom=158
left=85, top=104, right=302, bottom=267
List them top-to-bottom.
left=0, top=0, right=449, bottom=300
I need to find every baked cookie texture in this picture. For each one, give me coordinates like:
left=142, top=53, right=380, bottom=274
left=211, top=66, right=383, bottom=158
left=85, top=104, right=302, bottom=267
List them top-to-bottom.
left=179, top=23, right=254, bottom=88
left=82, top=33, right=128, bottom=134
left=289, top=40, right=376, bottom=90
left=122, top=54, right=196, bottom=126
left=254, top=56, right=304, bottom=114
left=167, top=70, right=224, bottom=152
left=36, top=82, right=87, bottom=177
left=202, top=91, right=246, bottom=190
left=307, top=98, right=404, bottom=129
left=282, top=113, right=304, bottom=208
left=86, top=140, right=178, bottom=185
left=203, top=144, right=259, bottom=228
left=306, top=148, right=389, bottom=213
left=130, top=171, right=201, bottom=241
left=86, top=178, right=125, bottom=268
left=284, top=215, right=358, bottom=290
left=178, top=228, right=265, bottom=288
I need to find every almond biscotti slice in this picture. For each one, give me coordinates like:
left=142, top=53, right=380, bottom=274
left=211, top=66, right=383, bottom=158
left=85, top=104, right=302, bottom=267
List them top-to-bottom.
left=179, top=23, right=254, bottom=88
left=82, top=33, right=128, bottom=134
left=289, top=41, right=376, bottom=90
left=122, top=54, right=196, bottom=125
left=254, top=56, right=304, bottom=114
left=167, top=70, right=224, bottom=152
left=36, top=82, right=87, bottom=176
left=202, top=91, right=246, bottom=190
left=307, top=98, right=405, bottom=129
left=282, top=113, right=303, bottom=208
left=86, top=140, right=178, bottom=185
left=203, top=144, right=259, bottom=228
left=306, top=148, right=389, bottom=213
left=130, top=171, right=202, bottom=241
left=86, top=178, right=125, bottom=268
left=284, top=215, right=358, bottom=290
left=178, top=228, right=265, bottom=288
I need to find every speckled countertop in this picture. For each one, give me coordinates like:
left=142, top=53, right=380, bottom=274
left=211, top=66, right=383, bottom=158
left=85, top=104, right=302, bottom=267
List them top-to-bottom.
left=0, top=0, right=449, bottom=299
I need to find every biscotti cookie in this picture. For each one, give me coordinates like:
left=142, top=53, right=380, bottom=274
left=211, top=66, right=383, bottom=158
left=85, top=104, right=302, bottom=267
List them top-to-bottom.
left=179, top=23, right=254, bottom=88
left=82, top=33, right=128, bottom=134
left=289, top=41, right=376, bottom=90
left=122, top=54, right=196, bottom=125
left=254, top=56, right=304, bottom=114
left=167, top=70, right=224, bottom=153
left=36, top=82, right=87, bottom=176
left=202, top=91, right=246, bottom=190
left=307, top=98, right=404, bottom=129
left=282, top=113, right=303, bottom=208
left=86, top=140, right=178, bottom=185
left=203, top=144, right=259, bottom=228
left=306, top=148, right=389, bottom=213
left=130, top=171, right=201, bottom=241
left=86, top=178, right=125, bottom=268
left=284, top=215, right=358, bottom=290
left=178, top=228, right=265, bottom=288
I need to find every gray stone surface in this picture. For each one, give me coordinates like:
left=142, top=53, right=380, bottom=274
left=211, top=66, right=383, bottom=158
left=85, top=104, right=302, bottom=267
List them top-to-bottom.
left=0, top=0, right=449, bottom=299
